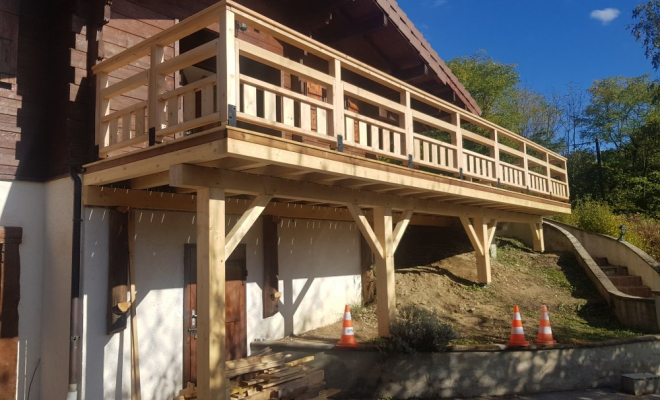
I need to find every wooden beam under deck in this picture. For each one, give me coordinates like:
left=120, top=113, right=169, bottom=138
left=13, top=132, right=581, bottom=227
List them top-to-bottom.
left=169, top=164, right=544, bottom=224
left=82, top=186, right=454, bottom=226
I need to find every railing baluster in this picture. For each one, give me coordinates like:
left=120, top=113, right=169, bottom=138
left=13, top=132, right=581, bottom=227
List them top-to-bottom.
left=95, top=72, right=110, bottom=152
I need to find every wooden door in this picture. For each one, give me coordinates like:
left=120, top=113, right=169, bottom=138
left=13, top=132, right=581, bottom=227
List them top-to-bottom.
left=183, top=244, right=247, bottom=386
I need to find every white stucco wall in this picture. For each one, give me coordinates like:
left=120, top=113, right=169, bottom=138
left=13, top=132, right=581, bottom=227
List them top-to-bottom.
left=40, top=178, right=75, bottom=400
left=0, top=180, right=45, bottom=400
left=81, top=210, right=361, bottom=400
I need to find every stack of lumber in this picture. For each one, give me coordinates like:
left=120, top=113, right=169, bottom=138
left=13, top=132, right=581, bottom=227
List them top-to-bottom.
left=176, top=348, right=340, bottom=400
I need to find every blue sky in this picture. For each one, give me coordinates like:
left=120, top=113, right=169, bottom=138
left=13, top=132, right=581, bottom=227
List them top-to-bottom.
left=396, top=0, right=658, bottom=96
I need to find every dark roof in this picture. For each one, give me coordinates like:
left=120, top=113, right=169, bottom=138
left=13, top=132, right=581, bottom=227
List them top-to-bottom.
left=237, top=0, right=481, bottom=115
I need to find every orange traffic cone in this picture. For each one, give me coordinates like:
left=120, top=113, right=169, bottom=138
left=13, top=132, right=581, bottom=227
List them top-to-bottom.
left=337, top=305, right=359, bottom=348
left=506, top=305, right=530, bottom=347
left=534, top=305, right=557, bottom=345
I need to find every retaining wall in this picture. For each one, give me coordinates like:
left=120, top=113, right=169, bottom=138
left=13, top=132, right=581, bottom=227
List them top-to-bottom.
left=543, top=221, right=658, bottom=333
left=253, top=336, right=660, bottom=398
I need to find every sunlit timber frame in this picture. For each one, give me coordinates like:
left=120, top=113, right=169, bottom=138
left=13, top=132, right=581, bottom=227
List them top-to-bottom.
left=86, top=0, right=572, bottom=398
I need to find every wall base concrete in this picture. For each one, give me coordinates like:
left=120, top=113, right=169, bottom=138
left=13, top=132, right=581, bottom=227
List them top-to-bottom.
left=253, top=336, right=660, bottom=399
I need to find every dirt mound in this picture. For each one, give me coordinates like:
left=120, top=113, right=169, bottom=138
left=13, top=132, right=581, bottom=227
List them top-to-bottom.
left=299, top=237, right=640, bottom=345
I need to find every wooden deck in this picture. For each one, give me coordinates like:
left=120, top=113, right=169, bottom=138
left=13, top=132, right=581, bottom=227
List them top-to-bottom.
left=87, top=0, right=570, bottom=219
left=84, top=2, right=572, bottom=398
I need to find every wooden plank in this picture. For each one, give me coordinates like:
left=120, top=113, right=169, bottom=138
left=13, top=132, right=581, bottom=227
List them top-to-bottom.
left=330, top=59, right=343, bottom=138
left=102, top=70, right=148, bottom=99
left=243, top=84, right=257, bottom=116
left=202, top=85, right=215, bottom=116
left=264, top=90, right=277, bottom=122
left=183, top=91, right=195, bottom=122
left=168, top=97, right=179, bottom=127
left=282, top=97, right=294, bottom=127
left=300, top=103, right=312, bottom=131
left=317, top=108, right=327, bottom=135
left=122, top=113, right=132, bottom=140
left=344, top=116, right=354, bottom=143
left=358, top=121, right=367, bottom=146
left=197, top=187, right=227, bottom=399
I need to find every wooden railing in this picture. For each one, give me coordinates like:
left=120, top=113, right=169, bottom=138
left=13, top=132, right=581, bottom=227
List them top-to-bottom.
left=92, top=0, right=569, bottom=201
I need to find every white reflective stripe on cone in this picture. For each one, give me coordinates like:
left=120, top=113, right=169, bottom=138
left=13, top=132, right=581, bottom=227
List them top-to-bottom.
left=344, top=312, right=352, bottom=320
left=514, top=312, right=522, bottom=320
left=542, top=313, right=549, bottom=319
left=538, top=326, right=553, bottom=334
left=343, top=327, right=354, bottom=335
left=511, top=327, right=525, bottom=334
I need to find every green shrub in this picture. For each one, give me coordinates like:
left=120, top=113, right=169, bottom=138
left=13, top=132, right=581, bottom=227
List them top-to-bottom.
left=552, top=198, right=660, bottom=262
left=384, top=305, right=457, bottom=353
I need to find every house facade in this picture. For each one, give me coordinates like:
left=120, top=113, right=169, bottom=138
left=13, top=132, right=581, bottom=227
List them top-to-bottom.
left=0, top=0, right=570, bottom=399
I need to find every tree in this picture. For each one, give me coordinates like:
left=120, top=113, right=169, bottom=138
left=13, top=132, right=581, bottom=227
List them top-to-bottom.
left=630, top=1, right=660, bottom=70
left=447, top=50, right=519, bottom=119
left=448, top=51, right=562, bottom=151
left=582, top=75, right=655, bottom=150
left=557, top=82, right=588, bottom=154
left=499, top=86, right=563, bottom=151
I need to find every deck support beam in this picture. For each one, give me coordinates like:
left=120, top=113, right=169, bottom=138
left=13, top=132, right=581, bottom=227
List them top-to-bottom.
left=197, top=188, right=228, bottom=400
left=348, top=205, right=412, bottom=337
left=460, top=216, right=497, bottom=284
left=530, top=222, right=544, bottom=252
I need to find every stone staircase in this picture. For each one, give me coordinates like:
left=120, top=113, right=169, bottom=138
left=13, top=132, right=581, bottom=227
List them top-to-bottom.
left=594, top=257, right=653, bottom=298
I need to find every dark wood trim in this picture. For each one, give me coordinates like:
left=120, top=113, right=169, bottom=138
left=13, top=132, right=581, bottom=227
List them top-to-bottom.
left=0, top=227, right=21, bottom=245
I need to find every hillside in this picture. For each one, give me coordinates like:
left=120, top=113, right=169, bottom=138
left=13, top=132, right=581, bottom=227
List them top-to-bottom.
left=299, top=236, right=641, bottom=345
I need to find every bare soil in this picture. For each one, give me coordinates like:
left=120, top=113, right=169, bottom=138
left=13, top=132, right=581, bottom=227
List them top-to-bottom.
left=298, top=237, right=640, bottom=346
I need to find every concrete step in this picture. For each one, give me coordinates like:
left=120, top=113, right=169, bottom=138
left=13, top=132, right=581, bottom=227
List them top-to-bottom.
left=594, top=257, right=610, bottom=266
left=600, top=265, right=629, bottom=276
left=609, top=275, right=643, bottom=287
left=618, top=286, right=653, bottom=298
left=621, top=373, right=660, bottom=396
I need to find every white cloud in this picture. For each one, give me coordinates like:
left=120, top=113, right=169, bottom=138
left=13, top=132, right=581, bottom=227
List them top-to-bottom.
left=432, top=0, right=447, bottom=7
left=590, top=8, right=620, bottom=25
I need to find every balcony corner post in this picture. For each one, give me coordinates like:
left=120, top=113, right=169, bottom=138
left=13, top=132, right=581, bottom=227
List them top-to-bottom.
left=218, top=7, right=237, bottom=126
left=148, top=45, right=166, bottom=141
left=330, top=59, right=344, bottom=143
left=402, top=90, right=413, bottom=159
left=452, top=112, right=463, bottom=175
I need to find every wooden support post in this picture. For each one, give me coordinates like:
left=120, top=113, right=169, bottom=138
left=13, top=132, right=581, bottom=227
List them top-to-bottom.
left=218, top=9, right=237, bottom=124
left=197, top=188, right=228, bottom=400
left=348, top=206, right=412, bottom=337
left=373, top=207, right=395, bottom=337
left=460, top=216, right=497, bottom=284
left=530, top=222, right=544, bottom=253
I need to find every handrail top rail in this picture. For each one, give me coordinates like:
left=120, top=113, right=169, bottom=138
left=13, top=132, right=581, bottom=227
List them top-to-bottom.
left=92, top=0, right=567, bottom=163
